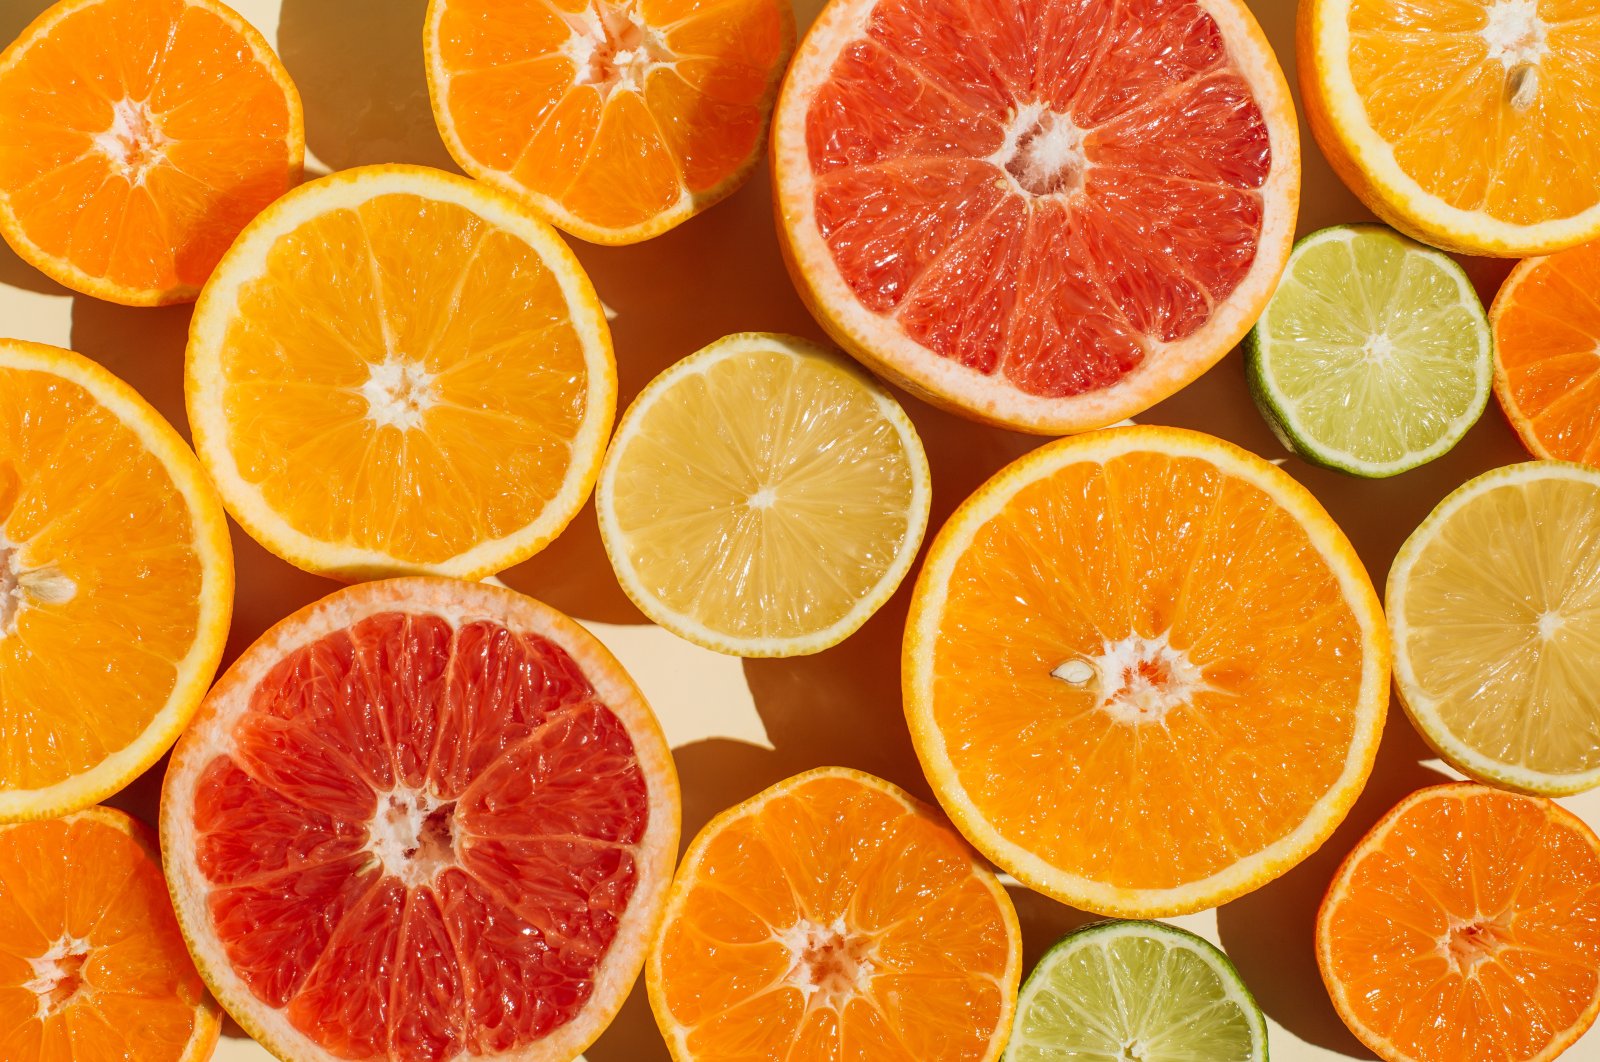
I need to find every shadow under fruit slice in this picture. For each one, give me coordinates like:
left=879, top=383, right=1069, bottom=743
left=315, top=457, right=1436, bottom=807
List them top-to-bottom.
left=0, top=0, right=303, bottom=306
left=773, top=0, right=1300, bottom=434
left=0, top=339, right=232, bottom=822
left=904, top=425, right=1389, bottom=917
left=160, top=577, right=680, bottom=1062
left=647, top=767, right=1022, bottom=1062
left=1317, top=783, right=1600, bottom=1062
left=0, top=807, right=221, bottom=1060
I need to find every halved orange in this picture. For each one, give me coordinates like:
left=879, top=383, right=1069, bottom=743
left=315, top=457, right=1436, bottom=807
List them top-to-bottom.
left=0, top=0, right=304, bottom=306
left=424, top=0, right=795, bottom=245
left=185, top=164, right=616, bottom=581
left=1491, top=240, right=1600, bottom=464
left=0, top=339, right=232, bottom=822
left=904, top=425, right=1389, bottom=917
left=647, top=767, right=1022, bottom=1062
left=1318, top=783, right=1600, bottom=1062
left=0, top=807, right=221, bottom=1062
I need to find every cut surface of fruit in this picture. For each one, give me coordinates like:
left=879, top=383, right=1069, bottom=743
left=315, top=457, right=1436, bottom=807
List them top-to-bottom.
left=0, top=0, right=303, bottom=305
left=425, top=0, right=794, bottom=244
left=773, top=0, right=1300, bottom=434
left=1301, top=0, right=1600, bottom=256
left=186, top=164, right=616, bottom=581
left=1248, top=224, right=1492, bottom=477
left=1491, top=240, right=1600, bottom=464
left=596, top=332, right=930, bottom=657
left=0, top=339, right=232, bottom=822
left=904, top=425, right=1389, bottom=916
left=1388, top=461, right=1600, bottom=795
left=160, top=577, right=680, bottom=1062
left=647, top=767, right=1021, bottom=1062
left=1318, top=783, right=1600, bottom=1062
left=0, top=807, right=221, bottom=1062
left=1004, top=920, right=1267, bottom=1062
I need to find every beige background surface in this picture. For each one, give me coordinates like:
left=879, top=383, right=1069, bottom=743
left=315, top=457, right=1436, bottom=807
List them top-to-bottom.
left=1, top=0, right=1596, bottom=1059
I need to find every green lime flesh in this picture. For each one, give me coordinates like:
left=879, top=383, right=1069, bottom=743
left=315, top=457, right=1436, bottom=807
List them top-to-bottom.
left=1246, top=224, right=1492, bottom=478
left=1003, top=920, right=1268, bottom=1062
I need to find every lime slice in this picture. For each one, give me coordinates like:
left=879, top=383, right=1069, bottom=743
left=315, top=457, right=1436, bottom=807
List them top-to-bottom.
left=1246, top=224, right=1491, bottom=478
left=1388, top=460, right=1600, bottom=796
left=1004, top=920, right=1268, bottom=1062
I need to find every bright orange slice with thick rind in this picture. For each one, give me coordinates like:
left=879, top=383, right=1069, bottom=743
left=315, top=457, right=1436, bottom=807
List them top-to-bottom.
left=0, top=0, right=303, bottom=306
left=425, top=0, right=795, bottom=245
left=773, top=0, right=1300, bottom=434
left=1301, top=0, right=1600, bottom=257
left=186, top=164, right=616, bottom=581
left=1491, top=240, right=1600, bottom=464
left=0, top=339, right=232, bottom=822
left=904, top=425, right=1389, bottom=916
left=161, top=577, right=680, bottom=1062
left=647, top=767, right=1021, bottom=1062
left=1318, top=783, right=1600, bottom=1062
left=0, top=807, right=221, bottom=1062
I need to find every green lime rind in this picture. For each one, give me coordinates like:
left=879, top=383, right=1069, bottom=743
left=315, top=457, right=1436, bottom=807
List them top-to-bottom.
left=1246, top=224, right=1492, bottom=479
left=1003, top=920, right=1268, bottom=1062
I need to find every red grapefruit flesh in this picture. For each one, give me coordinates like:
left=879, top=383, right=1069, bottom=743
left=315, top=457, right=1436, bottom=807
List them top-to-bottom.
left=774, top=0, right=1300, bottom=434
left=160, top=578, right=680, bottom=1062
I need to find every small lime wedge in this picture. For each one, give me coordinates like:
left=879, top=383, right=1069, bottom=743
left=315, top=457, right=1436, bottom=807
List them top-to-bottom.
left=1246, top=224, right=1491, bottom=478
left=1004, top=920, right=1268, bottom=1062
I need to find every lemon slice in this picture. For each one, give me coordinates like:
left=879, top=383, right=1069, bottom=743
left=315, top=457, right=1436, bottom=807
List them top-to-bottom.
left=596, top=333, right=930, bottom=657
left=1388, top=461, right=1600, bottom=795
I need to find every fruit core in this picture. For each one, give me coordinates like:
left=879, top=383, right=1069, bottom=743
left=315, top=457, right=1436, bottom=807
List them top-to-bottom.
left=1484, top=0, right=1548, bottom=108
left=563, top=1, right=665, bottom=100
left=93, top=98, right=167, bottom=183
left=999, top=105, right=1087, bottom=198
left=360, top=356, right=437, bottom=431
left=0, top=540, right=76, bottom=638
left=1054, top=633, right=1206, bottom=724
left=367, top=788, right=458, bottom=887
left=1445, top=915, right=1509, bottom=974
left=784, top=919, right=876, bottom=1009
left=25, top=937, right=91, bottom=1018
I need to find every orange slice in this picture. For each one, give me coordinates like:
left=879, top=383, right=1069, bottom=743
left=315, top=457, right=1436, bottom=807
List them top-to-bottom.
left=0, top=0, right=304, bottom=306
left=424, top=0, right=795, bottom=245
left=1301, top=0, right=1600, bottom=257
left=185, top=164, right=616, bottom=581
left=1491, top=239, right=1600, bottom=464
left=0, top=339, right=232, bottom=822
left=904, top=425, right=1389, bottom=916
left=161, top=577, right=680, bottom=1062
left=647, top=767, right=1021, bottom=1061
left=1317, top=783, right=1600, bottom=1062
left=0, top=807, right=221, bottom=1062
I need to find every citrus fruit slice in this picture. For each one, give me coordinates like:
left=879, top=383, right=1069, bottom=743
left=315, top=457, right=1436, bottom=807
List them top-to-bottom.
left=0, top=0, right=304, bottom=306
left=424, top=0, right=794, bottom=245
left=772, top=0, right=1300, bottom=435
left=1301, top=0, right=1600, bottom=257
left=186, top=164, right=616, bottom=581
left=1246, top=224, right=1492, bottom=478
left=1491, top=239, right=1600, bottom=464
left=595, top=332, right=931, bottom=657
left=0, top=339, right=232, bottom=822
left=904, top=425, right=1389, bottom=917
left=1388, top=461, right=1600, bottom=795
left=160, top=577, right=680, bottom=1062
left=647, top=766, right=1021, bottom=1062
left=1317, top=783, right=1600, bottom=1062
left=0, top=807, right=221, bottom=1061
left=1004, top=920, right=1267, bottom=1062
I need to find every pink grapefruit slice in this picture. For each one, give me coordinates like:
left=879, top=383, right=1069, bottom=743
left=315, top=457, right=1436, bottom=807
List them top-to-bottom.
left=773, top=0, right=1300, bottom=434
left=160, top=578, right=680, bottom=1062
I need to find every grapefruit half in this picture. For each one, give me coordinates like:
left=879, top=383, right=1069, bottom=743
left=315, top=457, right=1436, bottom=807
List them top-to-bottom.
left=773, top=0, right=1300, bottom=434
left=160, top=578, right=680, bottom=1062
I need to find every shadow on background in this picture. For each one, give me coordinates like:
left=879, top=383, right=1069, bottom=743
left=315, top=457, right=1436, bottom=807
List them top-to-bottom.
left=0, top=0, right=52, bottom=47
left=0, top=237, right=73, bottom=298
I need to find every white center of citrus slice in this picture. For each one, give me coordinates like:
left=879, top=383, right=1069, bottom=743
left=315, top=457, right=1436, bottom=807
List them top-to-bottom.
left=562, top=1, right=666, bottom=100
left=1483, top=1, right=1548, bottom=67
left=92, top=98, right=168, bottom=184
left=996, top=104, right=1088, bottom=198
left=359, top=356, right=438, bottom=431
left=0, top=540, right=77, bottom=639
left=1055, top=632, right=1210, bottom=725
left=366, top=788, right=457, bottom=887
left=1444, top=914, right=1510, bottom=975
left=781, top=918, right=879, bottom=1010
left=25, top=936, right=92, bottom=1018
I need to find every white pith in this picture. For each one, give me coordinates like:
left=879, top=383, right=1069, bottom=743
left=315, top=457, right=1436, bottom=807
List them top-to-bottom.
left=1482, top=0, right=1549, bottom=67
left=559, top=1, right=670, bottom=102
left=91, top=97, right=168, bottom=184
left=989, top=103, right=1090, bottom=199
left=359, top=356, right=439, bottom=432
left=0, top=536, right=79, bottom=640
left=1055, top=631, right=1214, bottom=726
left=364, top=786, right=455, bottom=888
left=777, top=916, right=880, bottom=1011
left=24, top=935, right=92, bottom=1019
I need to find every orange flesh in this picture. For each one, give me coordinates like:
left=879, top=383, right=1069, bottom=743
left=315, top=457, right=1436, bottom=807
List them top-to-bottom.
left=0, top=0, right=299, bottom=299
left=433, top=0, right=789, bottom=233
left=1347, top=0, right=1600, bottom=226
left=217, top=192, right=591, bottom=566
left=1494, top=240, right=1600, bottom=463
left=0, top=366, right=203, bottom=793
left=930, top=451, right=1365, bottom=891
left=656, top=774, right=1014, bottom=1060
left=1321, top=786, right=1600, bottom=1062
left=0, top=814, right=213, bottom=1061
